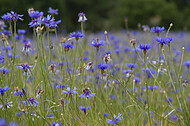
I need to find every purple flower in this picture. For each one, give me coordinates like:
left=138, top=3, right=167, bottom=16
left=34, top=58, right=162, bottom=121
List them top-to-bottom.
left=48, top=7, right=58, bottom=15
left=10, top=11, right=24, bottom=21
left=29, top=11, right=43, bottom=18
left=78, top=12, right=87, bottom=22
left=1, top=13, right=12, bottom=21
left=42, top=15, right=54, bottom=27
left=28, top=18, right=41, bottom=27
left=50, top=20, right=61, bottom=27
left=150, top=26, right=165, bottom=33
left=17, top=29, right=26, bottom=34
left=69, top=32, right=84, bottom=40
left=156, top=37, right=173, bottom=46
left=90, top=39, right=104, bottom=49
left=22, top=42, right=32, bottom=54
left=62, top=42, right=74, bottom=51
left=139, top=43, right=151, bottom=53
left=0, top=54, right=4, bottom=63
left=183, top=61, right=190, bottom=68
left=97, top=63, right=109, bottom=70
left=126, top=63, right=137, bottom=69
left=17, top=64, right=33, bottom=73
left=142, top=67, right=156, bottom=78
left=0, top=68, right=9, bottom=74
left=134, top=77, right=141, bottom=83
left=0, top=86, right=10, bottom=95
left=148, top=86, right=158, bottom=91
left=62, top=87, right=77, bottom=95
left=79, top=88, right=95, bottom=99
left=13, top=90, right=24, bottom=97
left=27, top=97, right=39, bottom=106
left=79, top=106, right=90, bottom=114
left=104, top=113, right=109, bottom=117
left=107, top=113, right=123, bottom=125
left=47, top=114, right=54, bottom=117
left=169, top=115, right=178, bottom=122
left=0, top=118, right=18, bottom=126
left=52, top=122, right=61, bottom=126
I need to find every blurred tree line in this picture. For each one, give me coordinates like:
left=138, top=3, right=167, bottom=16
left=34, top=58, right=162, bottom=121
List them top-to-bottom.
left=0, top=0, right=190, bottom=31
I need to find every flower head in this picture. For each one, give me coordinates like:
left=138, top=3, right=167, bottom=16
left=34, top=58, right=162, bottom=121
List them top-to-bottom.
left=48, top=7, right=58, bottom=15
left=29, top=10, right=43, bottom=18
left=78, top=12, right=87, bottom=22
left=150, top=26, right=165, bottom=33
left=69, top=32, right=84, bottom=40
left=156, top=37, right=172, bottom=47
left=90, top=39, right=104, bottom=49
left=62, top=42, right=74, bottom=51
left=139, top=43, right=151, bottom=54
left=97, top=63, right=109, bottom=71
left=126, top=63, right=137, bottom=69
left=142, top=67, right=156, bottom=78
left=0, top=68, right=9, bottom=74
left=0, top=86, right=10, bottom=96
left=62, top=87, right=77, bottom=95
left=79, top=88, right=95, bottom=99
left=79, top=106, right=90, bottom=114
left=107, top=113, right=123, bottom=125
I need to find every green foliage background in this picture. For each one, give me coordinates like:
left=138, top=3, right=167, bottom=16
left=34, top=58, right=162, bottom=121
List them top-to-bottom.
left=0, top=0, right=190, bottom=31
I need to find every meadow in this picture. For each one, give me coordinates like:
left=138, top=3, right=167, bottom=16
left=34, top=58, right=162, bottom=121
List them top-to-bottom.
left=0, top=8, right=190, bottom=126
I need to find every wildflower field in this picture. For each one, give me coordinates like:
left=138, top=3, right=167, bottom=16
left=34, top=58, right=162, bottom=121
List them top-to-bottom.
left=0, top=8, right=190, bottom=126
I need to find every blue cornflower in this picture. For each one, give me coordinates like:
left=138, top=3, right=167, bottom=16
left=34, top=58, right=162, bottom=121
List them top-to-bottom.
left=48, top=7, right=58, bottom=15
left=10, top=11, right=24, bottom=21
left=29, top=11, right=43, bottom=18
left=78, top=12, right=87, bottom=22
left=1, top=13, right=12, bottom=21
left=42, top=15, right=54, bottom=27
left=28, top=18, right=41, bottom=27
left=50, top=20, right=61, bottom=27
left=150, top=26, right=165, bottom=33
left=1, top=29, right=11, bottom=36
left=17, top=29, right=26, bottom=34
left=69, top=32, right=84, bottom=40
left=156, top=37, right=173, bottom=47
left=90, top=39, right=104, bottom=49
left=62, top=42, right=74, bottom=51
left=139, top=43, right=151, bottom=54
left=1, top=45, right=11, bottom=52
left=0, top=54, right=4, bottom=63
left=183, top=61, right=190, bottom=68
left=97, top=63, right=109, bottom=71
left=126, top=63, right=137, bottom=69
left=17, top=64, right=33, bottom=73
left=142, top=67, right=156, bottom=78
left=0, top=68, right=9, bottom=74
left=123, top=69, right=132, bottom=77
left=134, top=77, right=141, bottom=83
left=0, top=86, right=10, bottom=95
left=148, top=86, right=158, bottom=91
left=62, top=87, right=77, bottom=95
left=79, top=88, right=95, bottom=99
left=13, top=90, right=24, bottom=97
left=110, top=94, right=116, bottom=99
left=23, top=97, right=39, bottom=106
left=165, top=97, right=172, bottom=105
left=79, top=106, right=90, bottom=114
left=16, top=112, right=22, bottom=117
left=104, top=113, right=109, bottom=117
left=107, top=113, right=123, bottom=125
left=47, top=114, right=54, bottom=117
left=169, top=115, right=178, bottom=122
left=0, top=118, right=18, bottom=126
left=51, top=122, right=61, bottom=126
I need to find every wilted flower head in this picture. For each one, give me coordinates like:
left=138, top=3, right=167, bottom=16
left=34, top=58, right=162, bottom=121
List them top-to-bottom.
left=78, top=12, right=87, bottom=22
left=129, top=38, right=136, bottom=47
left=22, top=42, right=32, bottom=55
left=103, top=52, right=112, bottom=64
left=84, top=61, right=93, bottom=71
left=107, top=113, right=123, bottom=125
